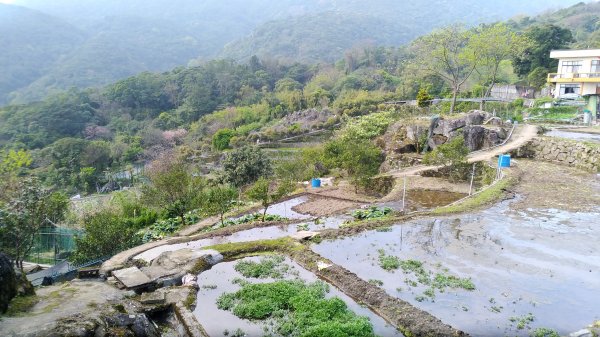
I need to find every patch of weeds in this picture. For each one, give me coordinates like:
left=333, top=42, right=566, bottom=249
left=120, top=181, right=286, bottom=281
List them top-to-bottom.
left=352, top=206, right=392, bottom=220
left=209, top=213, right=288, bottom=232
left=296, top=223, right=309, bottom=231
left=376, top=226, right=392, bottom=232
left=377, top=250, right=400, bottom=271
left=234, top=255, right=290, bottom=279
left=432, top=273, right=475, bottom=291
left=231, top=278, right=250, bottom=286
left=368, top=279, right=384, bottom=286
left=405, top=279, right=418, bottom=287
left=217, top=280, right=377, bottom=337
left=202, top=284, right=218, bottom=290
left=396, top=287, right=402, bottom=292
left=423, top=288, right=436, bottom=299
left=183, top=291, right=197, bottom=310
left=4, top=295, right=39, bottom=317
left=415, top=295, right=426, bottom=302
left=87, top=301, right=99, bottom=308
left=113, top=304, right=126, bottom=313
left=461, top=305, right=469, bottom=312
left=489, top=306, right=503, bottom=313
left=510, top=313, right=535, bottom=330
left=530, top=327, right=560, bottom=337
left=231, top=328, right=246, bottom=337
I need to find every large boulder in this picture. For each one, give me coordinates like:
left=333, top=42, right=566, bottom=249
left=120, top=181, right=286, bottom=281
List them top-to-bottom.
left=465, top=110, right=490, bottom=125
left=433, top=118, right=466, bottom=137
left=463, top=126, right=486, bottom=151
left=427, top=134, right=448, bottom=150
left=0, top=253, right=17, bottom=314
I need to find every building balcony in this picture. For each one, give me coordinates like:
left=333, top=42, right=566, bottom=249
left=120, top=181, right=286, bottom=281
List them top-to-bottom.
left=548, top=72, right=600, bottom=83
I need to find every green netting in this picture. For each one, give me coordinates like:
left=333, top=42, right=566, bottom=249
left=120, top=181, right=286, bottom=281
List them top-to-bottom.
left=26, top=226, right=83, bottom=265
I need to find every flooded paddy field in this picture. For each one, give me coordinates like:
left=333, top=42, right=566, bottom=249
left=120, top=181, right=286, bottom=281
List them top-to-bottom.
left=546, top=129, right=600, bottom=143
left=313, top=198, right=600, bottom=336
left=194, top=255, right=402, bottom=337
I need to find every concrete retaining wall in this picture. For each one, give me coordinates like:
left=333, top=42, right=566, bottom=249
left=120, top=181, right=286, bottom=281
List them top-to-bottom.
left=512, top=136, right=600, bottom=172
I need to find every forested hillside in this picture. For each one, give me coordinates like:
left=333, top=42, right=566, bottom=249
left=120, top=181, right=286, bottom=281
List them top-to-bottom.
left=0, top=0, right=583, bottom=105
left=2, top=0, right=598, bottom=195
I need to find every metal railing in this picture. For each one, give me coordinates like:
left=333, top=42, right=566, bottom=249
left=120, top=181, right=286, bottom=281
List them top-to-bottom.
left=548, top=72, right=600, bottom=81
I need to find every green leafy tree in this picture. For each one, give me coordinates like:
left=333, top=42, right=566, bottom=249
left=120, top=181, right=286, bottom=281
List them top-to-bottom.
left=468, top=23, right=530, bottom=109
left=512, top=24, right=574, bottom=77
left=411, top=25, right=479, bottom=113
left=528, top=66, right=550, bottom=89
left=212, top=128, right=236, bottom=151
left=324, top=140, right=384, bottom=192
left=222, top=146, right=273, bottom=188
left=0, top=149, right=32, bottom=201
left=142, top=156, right=203, bottom=226
left=0, top=178, right=68, bottom=269
left=246, top=178, right=295, bottom=222
left=204, top=185, right=238, bottom=225
left=71, top=210, right=139, bottom=264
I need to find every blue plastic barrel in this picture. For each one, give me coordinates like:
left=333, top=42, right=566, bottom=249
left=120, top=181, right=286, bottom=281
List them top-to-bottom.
left=498, top=154, right=511, bottom=168
left=311, top=178, right=322, bottom=188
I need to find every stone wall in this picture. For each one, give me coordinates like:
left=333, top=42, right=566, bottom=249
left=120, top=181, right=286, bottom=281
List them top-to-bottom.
left=512, top=136, right=600, bottom=172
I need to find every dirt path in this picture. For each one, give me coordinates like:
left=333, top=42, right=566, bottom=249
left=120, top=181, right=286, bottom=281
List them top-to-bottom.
left=386, top=124, right=539, bottom=178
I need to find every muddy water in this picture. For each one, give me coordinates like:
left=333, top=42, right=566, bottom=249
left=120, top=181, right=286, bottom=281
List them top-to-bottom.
left=546, top=130, right=600, bottom=143
left=378, top=189, right=467, bottom=212
left=313, top=199, right=600, bottom=336
left=134, top=214, right=351, bottom=262
left=194, top=256, right=403, bottom=337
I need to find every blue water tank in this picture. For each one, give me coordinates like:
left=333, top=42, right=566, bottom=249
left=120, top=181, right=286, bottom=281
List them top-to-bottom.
left=498, top=154, right=511, bottom=168
left=311, top=178, right=322, bottom=188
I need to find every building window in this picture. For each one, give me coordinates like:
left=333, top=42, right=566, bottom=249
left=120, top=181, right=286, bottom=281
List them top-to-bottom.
left=592, top=60, right=600, bottom=73
left=561, top=61, right=582, bottom=73
left=560, top=84, right=580, bottom=96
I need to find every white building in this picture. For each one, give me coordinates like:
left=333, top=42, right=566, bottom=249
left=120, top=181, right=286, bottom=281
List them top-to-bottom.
left=548, top=49, right=600, bottom=119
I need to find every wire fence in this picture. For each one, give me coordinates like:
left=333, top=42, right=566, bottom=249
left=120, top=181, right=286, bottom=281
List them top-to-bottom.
left=26, top=226, right=82, bottom=265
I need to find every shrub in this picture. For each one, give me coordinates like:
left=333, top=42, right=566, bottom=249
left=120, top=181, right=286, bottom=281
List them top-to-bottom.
left=212, top=128, right=237, bottom=150
left=234, top=255, right=290, bottom=279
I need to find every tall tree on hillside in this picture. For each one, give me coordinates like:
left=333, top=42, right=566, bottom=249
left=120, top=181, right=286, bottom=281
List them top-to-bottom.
left=469, top=23, right=530, bottom=109
left=512, top=24, right=574, bottom=77
left=411, top=25, right=479, bottom=113
left=142, top=154, right=203, bottom=227
left=0, top=178, right=68, bottom=269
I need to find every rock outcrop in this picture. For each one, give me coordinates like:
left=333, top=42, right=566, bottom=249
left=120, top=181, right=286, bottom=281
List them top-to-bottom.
left=381, top=110, right=510, bottom=170
left=0, top=253, right=17, bottom=314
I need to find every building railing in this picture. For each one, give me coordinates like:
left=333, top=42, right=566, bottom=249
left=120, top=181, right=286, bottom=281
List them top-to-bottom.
left=548, top=72, right=600, bottom=81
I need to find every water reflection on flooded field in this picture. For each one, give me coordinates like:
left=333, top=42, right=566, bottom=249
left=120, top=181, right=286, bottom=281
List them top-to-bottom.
left=313, top=198, right=600, bottom=336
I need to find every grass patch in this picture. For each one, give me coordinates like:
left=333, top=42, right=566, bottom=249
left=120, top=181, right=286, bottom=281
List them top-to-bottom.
left=432, top=176, right=516, bottom=215
left=204, top=238, right=298, bottom=261
left=234, top=255, right=290, bottom=279
left=217, top=280, right=377, bottom=337
left=3, top=295, right=39, bottom=317
left=531, top=328, right=560, bottom=337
